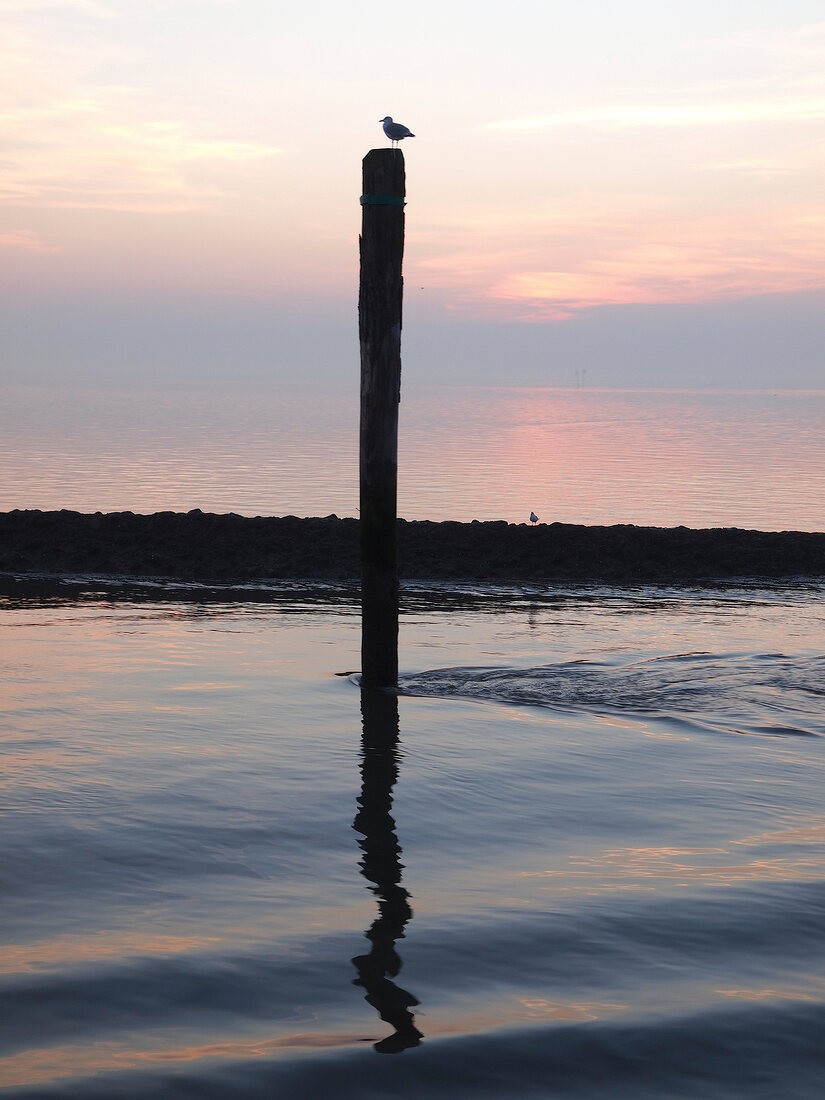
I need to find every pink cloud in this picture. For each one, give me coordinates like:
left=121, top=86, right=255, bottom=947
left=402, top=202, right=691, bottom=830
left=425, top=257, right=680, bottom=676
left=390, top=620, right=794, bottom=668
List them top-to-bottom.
left=0, top=230, right=62, bottom=253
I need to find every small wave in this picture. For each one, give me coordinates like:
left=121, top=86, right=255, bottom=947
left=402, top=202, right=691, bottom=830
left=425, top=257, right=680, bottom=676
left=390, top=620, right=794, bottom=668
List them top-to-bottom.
left=400, top=653, right=825, bottom=735
left=4, top=999, right=824, bottom=1099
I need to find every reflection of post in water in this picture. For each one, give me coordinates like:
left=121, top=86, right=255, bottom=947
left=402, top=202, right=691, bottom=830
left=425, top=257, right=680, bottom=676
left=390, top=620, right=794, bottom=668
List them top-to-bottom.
left=352, top=687, right=422, bottom=1053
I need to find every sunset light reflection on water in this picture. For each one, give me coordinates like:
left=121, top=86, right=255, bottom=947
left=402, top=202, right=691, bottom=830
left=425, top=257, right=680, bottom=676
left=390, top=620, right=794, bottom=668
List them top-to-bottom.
left=1, top=386, right=824, bottom=531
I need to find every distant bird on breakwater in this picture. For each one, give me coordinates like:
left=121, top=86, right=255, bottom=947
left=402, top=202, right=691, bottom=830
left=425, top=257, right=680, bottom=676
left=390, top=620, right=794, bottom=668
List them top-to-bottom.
left=380, top=116, right=415, bottom=145
left=530, top=512, right=539, bottom=525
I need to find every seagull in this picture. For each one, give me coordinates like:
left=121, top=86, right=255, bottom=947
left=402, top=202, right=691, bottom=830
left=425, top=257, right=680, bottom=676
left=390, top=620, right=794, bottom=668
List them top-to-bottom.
left=380, top=116, right=415, bottom=146
left=530, top=512, right=539, bottom=525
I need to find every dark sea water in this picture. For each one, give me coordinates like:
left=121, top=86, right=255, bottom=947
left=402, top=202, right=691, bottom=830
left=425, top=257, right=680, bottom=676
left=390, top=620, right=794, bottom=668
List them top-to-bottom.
left=2, top=385, right=824, bottom=531
left=2, top=582, right=825, bottom=1097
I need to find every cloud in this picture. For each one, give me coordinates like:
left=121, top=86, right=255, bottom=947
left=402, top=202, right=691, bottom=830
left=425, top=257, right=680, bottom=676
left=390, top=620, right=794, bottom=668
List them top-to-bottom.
left=0, top=0, right=117, bottom=13
left=0, top=0, right=234, bottom=11
left=0, top=12, right=286, bottom=215
left=489, top=21, right=825, bottom=136
left=0, top=30, right=284, bottom=214
left=490, top=99, right=825, bottom=132
left=693, top=159, right=791, bottom=178
left=404, top=198, right=825, bottom=323
left=0, top=229, right=62, bottom=252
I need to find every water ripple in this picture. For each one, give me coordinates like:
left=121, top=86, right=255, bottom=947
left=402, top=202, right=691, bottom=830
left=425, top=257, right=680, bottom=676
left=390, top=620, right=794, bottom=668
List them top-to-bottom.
left=400, top=652, right=825, bottom=737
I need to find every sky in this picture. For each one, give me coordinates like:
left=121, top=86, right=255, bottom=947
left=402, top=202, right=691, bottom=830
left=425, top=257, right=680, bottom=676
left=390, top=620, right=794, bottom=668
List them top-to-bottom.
left=1, top=0, right=824, bottom=388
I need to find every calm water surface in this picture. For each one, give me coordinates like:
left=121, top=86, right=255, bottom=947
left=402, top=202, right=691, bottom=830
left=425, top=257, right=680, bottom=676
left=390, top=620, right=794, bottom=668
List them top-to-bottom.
left=2, top=385, right=824, bottom=531
left=2, top=582, right=825, bottom=1097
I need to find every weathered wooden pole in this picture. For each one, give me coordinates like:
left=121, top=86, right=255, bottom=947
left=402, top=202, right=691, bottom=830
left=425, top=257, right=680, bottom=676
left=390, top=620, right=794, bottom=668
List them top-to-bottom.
left=359, top=148, right=405, bottom=687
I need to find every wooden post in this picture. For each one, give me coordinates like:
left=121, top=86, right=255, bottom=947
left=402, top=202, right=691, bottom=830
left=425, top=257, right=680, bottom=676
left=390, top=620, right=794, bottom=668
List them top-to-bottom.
left=359, top=148, right=405, bottom=687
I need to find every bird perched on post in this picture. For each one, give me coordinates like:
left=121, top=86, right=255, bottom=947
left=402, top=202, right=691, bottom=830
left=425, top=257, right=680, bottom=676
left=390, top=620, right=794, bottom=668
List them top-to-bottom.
left=380, top=116, right=415, bottom=146
left=530, top=512, right=539, bottom=525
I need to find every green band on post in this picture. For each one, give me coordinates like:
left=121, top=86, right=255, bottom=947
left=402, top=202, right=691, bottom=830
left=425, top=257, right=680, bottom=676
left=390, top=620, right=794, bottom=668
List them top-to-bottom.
left=360, top=194, right=406, bottom=206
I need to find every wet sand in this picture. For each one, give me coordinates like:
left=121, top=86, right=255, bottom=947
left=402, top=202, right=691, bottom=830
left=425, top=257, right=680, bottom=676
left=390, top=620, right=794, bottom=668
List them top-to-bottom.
left=1, top=509, right=824, bottom=587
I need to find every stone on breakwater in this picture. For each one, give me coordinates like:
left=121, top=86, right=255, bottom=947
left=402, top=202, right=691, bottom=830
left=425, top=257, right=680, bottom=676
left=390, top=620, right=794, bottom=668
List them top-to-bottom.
left=0, top=509, right=823, bottom=585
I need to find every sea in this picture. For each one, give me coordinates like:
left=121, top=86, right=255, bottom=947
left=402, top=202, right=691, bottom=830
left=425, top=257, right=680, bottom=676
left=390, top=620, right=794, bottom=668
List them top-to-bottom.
left=1, top=385, right=824, bottom=530
left=2, top=385, right=825, bottom=1097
